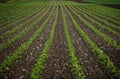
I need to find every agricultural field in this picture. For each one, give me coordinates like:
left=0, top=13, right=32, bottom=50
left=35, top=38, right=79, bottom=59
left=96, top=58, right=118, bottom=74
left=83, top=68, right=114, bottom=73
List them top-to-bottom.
left=0, top=0, right=120, bottom=79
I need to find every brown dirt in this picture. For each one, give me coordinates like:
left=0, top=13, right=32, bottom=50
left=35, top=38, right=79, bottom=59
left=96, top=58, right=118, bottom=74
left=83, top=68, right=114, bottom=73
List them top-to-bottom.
left=0, top=6, right=55, bottom=79
left=0, top=6, right=52, bottom=64
left=41, top=6, right=76, bottom=79
left=64, top=7, right=116, bottom=79
left=68, top=7, right=120, bottom=69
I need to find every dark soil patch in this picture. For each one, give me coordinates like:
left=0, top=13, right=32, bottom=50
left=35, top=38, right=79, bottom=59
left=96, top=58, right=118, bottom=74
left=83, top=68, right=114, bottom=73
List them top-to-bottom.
left=72, top=0, right=85, bottom=3
left=103, top=4, right=120, bottom=9
left=0, top=6, right=55, bottom=79
left=41, top=6, right=76, bottom=79
left=64, top=7, right=116, bottom=79
left=68, top=7, right=120, bottom=69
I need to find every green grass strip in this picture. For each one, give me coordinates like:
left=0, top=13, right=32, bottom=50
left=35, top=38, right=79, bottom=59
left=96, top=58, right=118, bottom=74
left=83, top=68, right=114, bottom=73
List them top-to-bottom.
left=0, top=4, right=55, bottom=74
left=0, top=4, right=48, bottom=40
left=0, top=5, right=52, bottom=52
left=29, top=5, right=58, bottom=79
left=61, top=5, right=85, bottom=79
left=64, top=5, right=120, bottom=78
left=71, top=5, right=120, bottom=36
left=67, top=6, right=120, bottom=51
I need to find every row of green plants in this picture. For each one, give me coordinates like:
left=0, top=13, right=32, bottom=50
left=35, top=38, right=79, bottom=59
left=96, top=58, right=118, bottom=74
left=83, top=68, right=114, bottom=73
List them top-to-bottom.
left=0, top=1, right=44, bottom=24
left=0, top=2, right=34, bottom=24
left=0, top=3, right=55, bottom=74
left=0, top=3, right=46, bottom=32
left=0, top=3, right=43, bottom=28
left=0, top=4, right=52, bottom=52
left=0, top=4, right=48, bottom=40
left=81, top=4, right=120, bottom=21
left=29, top=5, right=57, bottom=79
left=61, top=5, right=85, bottom=79
left=64, top=5, right=120, bottom=78
left=67, top=5, right=120, bottom=51
left=70, top=5, right=120, bottom=36
left=76, top=5, right=120, bottom=30
left=83, top=6, right=120, bottom=26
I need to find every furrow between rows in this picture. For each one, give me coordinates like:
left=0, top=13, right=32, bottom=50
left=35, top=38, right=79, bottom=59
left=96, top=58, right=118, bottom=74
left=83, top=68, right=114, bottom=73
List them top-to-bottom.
left=41, top=6, right=76, bottom=79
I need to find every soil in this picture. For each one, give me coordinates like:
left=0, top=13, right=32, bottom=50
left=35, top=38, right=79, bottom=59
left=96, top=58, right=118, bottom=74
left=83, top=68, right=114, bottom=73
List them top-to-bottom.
left=72, top=0, right=85, bottom=3
left=103, top=4, right=120, bottom=9
left=0, top=6, right=55, bottom=79
left=41, top=6, right=76, bottom=79
left=64, top=7, right=116, bottom=79
left=68, top=7, right=120, bottom=68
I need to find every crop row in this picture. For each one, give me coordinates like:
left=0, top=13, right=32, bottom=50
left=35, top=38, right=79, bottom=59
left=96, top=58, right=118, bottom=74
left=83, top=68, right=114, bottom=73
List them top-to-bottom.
left=0, top=1, right=46, bottom=24
left=0, top=3, right=54, bottom=74
left=0, top=3, right=47, bottom=33
left=0, top=4, right=48, bottom=40
left=0, top=4, right=52, bottom=51
left=0, top=4, right=40, bottom=28
left=81, top=4, right=120, bottom=21
left=30, top=5, right=57, bottom=79
left=61, top=5, right=85, bottom=79
left=64, top=5, right=120, bottom=78
left=66, top=5, right=120, bottom=51
left=74, top=5, right=120, bottom=31
left=76, top=5, right=120, bottom=31
left=81, top=5, right=120, bottom=26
